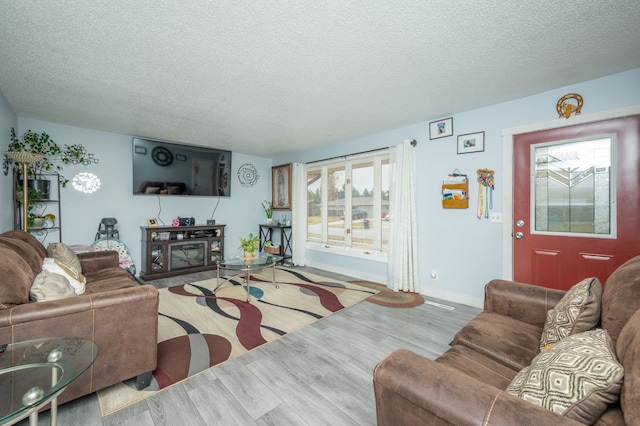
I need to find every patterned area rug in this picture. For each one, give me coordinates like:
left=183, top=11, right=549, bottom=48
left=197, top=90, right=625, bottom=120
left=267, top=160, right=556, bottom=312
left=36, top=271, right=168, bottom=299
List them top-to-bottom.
left=97, top=267, right=377, bottom=416
left=350, top=280, right=425, bottom=308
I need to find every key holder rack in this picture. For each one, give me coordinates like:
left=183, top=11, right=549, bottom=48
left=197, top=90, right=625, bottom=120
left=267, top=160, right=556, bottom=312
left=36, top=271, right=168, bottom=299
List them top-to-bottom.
left=476, top=168, right=495, bottom=219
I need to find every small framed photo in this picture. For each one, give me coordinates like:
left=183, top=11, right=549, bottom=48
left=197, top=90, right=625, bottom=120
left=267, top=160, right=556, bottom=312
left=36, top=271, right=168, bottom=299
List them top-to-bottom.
left=429, top=117, right=453, bottom=139
left=457, top=131, right=485, bottom=154
left=272, top=163, right=292, bottom=210
left=147, top=218, right=158, bottom=227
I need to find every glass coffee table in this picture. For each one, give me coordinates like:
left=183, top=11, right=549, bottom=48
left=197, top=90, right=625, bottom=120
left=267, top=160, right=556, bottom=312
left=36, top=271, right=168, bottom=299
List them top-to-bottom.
left=217, top=253, right=283, bottom=301
left=0, top=337, right=98, bottom=426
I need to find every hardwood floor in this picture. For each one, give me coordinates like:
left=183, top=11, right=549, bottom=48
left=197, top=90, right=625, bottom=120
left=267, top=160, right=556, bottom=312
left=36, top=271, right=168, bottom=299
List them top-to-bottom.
left=22, top=266, right=480, bottom=426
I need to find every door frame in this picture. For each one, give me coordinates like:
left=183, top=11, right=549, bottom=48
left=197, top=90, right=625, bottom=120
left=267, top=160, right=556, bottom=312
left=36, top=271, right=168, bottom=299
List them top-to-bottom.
left=500, top=104, right=640, bottom=280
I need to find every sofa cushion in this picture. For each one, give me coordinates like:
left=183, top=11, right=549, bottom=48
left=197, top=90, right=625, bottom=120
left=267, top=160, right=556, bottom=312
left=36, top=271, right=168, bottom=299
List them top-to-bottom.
left=0, top=230, right=48, bottom=258
left=0, top=236, right=44, bottom=276
left=47, top=242, right=82, bottom=273
left=0, top=247, right=34, bottom=309
left=602, top=255, right=640, bottom=345
left=42, top=258, right=86, bottom=295
left=30, top=270, right=76, bottom=302
left=539, top=277, right=602, bottom=350
left=615, top=309, right=640, bottom=424
left=452, top=311, right=542, bottom=370
left=507, top=328, right=623, bottom=424
left=436, top=344, right=519, bottom=390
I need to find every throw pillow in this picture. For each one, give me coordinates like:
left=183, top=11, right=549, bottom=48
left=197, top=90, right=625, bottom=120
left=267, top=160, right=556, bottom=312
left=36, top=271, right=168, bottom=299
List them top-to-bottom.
left=47, top=242, right=82, bottom=273
left=42, top=257, right=86, bottom=295
left=30, top=270, right=76, bottom=302
left=540, top=277, right=602, bottom=350
left=507, top=328, right=623, bottom=424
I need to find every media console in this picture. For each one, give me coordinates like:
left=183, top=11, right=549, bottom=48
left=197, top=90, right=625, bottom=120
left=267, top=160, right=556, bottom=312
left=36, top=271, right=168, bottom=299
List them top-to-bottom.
left=140, top=224, right=225, bottom=280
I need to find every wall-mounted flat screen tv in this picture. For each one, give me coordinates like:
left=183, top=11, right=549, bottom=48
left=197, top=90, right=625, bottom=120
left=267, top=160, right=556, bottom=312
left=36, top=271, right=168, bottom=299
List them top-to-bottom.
left=132, top=137, right=232, bottom=196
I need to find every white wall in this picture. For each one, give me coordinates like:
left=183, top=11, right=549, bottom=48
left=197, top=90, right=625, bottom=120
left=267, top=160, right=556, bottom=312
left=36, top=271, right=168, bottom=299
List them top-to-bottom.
left=276, top=68, right=640, bottom=307
left=0, top=89, right=18, bottom=231
left=14, top=119, right=273, bottom=274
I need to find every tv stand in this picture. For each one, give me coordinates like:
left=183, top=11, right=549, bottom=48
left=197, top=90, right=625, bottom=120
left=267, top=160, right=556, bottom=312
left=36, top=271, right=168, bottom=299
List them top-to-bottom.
left=139, top=224, right=225, bottom=280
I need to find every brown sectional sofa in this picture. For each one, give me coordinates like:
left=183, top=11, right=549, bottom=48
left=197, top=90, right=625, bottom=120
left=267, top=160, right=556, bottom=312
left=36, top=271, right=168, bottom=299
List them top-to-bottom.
left=0, top=230, right=159, bottom=405
left=374, top=255, right=640, bottom=425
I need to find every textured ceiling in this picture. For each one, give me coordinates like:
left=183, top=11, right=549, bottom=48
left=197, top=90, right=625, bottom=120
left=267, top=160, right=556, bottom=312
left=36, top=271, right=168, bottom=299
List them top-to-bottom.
left=1, top=1, right=639, bottom=156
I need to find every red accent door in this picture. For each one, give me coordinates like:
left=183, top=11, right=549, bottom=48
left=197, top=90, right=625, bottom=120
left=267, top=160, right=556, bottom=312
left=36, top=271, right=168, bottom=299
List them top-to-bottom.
left=513, top=115, right=640, bottom=289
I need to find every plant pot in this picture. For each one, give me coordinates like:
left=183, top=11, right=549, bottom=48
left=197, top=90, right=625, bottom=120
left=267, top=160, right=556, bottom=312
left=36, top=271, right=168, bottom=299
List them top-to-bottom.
left=28, top=179, right=51, bottom=199
left=29, top=217, right=46, bottom=228
left=243, top=251, right=255, bottom=259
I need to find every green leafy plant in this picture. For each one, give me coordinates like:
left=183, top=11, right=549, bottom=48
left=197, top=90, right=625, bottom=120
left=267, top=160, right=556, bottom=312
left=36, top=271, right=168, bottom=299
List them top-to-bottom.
left=7, top=127, right=98, bottom=187
left=16, top=185, right=43, bottom=225
left=261, top=200, right=273, bottom=218
left=238, top=233, right=260, bottom=257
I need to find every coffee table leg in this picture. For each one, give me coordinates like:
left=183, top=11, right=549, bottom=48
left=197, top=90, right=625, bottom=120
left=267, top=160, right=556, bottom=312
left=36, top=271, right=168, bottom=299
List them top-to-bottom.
left=272, top=263, right=279, bottom=288
left=245, top=270, right=251, bottom=302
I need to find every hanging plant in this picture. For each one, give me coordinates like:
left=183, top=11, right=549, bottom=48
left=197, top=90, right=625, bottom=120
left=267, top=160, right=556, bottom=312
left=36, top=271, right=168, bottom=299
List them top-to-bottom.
left=6, top=127, right=99, bottom=187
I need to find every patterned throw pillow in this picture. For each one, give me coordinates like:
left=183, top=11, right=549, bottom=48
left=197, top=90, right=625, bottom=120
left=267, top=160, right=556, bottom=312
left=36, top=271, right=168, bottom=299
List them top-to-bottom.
left=47, top=242, right=83, bottom=273
left=539, top=277, right=602, bottom=350
left=507, top=329, right=623, bottom=424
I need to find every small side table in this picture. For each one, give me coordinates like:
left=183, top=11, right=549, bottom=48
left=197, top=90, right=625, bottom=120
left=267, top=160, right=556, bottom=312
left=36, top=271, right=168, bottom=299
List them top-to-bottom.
left=258, top=224, right=292, bottom=264
left=0, top=337, right=98, bottom=426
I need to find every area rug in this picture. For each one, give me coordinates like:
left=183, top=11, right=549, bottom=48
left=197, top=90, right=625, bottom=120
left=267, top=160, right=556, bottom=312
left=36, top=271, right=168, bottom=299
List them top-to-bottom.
left=97, top=267, right=377, bottom=416
left=350, top=280, right=425, bottom=308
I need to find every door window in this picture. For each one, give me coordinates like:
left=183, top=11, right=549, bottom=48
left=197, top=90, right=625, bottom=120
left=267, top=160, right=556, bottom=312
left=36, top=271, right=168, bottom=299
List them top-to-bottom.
left=531, top=136, right=615, bottom=238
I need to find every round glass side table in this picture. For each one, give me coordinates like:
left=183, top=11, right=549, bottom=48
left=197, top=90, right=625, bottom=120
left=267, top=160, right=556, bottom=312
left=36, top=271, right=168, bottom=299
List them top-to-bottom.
left=0, top=336, right=98, bottom=426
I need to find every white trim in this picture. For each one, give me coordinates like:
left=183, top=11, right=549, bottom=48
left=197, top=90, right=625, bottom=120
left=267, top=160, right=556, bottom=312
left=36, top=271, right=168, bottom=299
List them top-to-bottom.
left=501, top=105, right=640, bottom=280
left=306, top=242, right=388, bottom=263
left=306, top=259, right=386, bottom=284
left=421, top=285, right=484, bottom=309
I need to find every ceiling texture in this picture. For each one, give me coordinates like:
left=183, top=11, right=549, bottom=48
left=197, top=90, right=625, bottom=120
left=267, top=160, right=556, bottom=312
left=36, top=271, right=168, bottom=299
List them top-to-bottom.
left=1, top=1, right=639, bottom=157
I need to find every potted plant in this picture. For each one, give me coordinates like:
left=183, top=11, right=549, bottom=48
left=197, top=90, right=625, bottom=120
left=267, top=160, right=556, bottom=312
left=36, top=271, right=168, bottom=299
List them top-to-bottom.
left=7, top=127, right=98, bottom=196
left=16, top=185, right=44, bottom=227
left=262, top=200, right=274, bottom=225
left=238, top=233, right=260, bottom=258
left=264, top=240, right=280, bottom=254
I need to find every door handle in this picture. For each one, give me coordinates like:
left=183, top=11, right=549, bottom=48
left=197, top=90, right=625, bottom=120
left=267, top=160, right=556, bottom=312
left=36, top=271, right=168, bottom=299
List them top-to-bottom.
left=515, top=232, right=524, bottom=239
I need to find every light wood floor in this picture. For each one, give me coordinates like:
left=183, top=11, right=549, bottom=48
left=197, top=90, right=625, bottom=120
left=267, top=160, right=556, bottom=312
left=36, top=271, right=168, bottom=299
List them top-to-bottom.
left=21, top=266, right=480, bottom=426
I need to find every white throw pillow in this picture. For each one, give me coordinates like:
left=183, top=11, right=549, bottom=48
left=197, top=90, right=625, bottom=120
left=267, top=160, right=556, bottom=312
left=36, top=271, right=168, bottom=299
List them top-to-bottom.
left=42, top=257, right=86, bottom=295
left=30, top=270, right=76, bottom=301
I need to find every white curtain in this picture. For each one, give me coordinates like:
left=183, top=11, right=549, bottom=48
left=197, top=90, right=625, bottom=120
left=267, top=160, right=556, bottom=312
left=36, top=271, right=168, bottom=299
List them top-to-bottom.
left=387, top=139, right=419, bottom=293
left=291, top=162, right=307, bottom=266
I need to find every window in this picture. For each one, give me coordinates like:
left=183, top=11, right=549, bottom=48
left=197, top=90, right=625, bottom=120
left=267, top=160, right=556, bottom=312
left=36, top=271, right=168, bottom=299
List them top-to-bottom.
left=532, top=136, right=615, bottom=237
left=307, top=152, right=390, bottom=255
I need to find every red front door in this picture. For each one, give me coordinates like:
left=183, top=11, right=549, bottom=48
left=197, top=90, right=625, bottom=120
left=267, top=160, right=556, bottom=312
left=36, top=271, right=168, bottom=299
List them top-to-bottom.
left=513, top=115, right=640, bottom=290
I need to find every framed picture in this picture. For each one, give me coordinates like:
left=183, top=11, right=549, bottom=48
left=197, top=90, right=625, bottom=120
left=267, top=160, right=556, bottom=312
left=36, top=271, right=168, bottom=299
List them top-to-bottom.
left=429, top=117, right=453, bottom=139
left=457, top=131, right=485, bottom=154
left=272, top=163, right=292, bottom=210
left=147, top=218, right=158, bottom=227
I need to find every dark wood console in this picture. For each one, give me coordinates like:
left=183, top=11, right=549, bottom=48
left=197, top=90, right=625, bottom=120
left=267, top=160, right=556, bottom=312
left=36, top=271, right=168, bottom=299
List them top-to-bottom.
left=140, top=224, right=225, bottom=280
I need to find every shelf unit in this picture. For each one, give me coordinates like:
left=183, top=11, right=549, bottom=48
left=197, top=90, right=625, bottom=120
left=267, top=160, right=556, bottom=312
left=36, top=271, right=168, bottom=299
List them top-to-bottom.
left=13, top=172, right=62, bottom=244
left=139, top=224, right=226, bottom=280
left=258, top=224, right=292, bottom=264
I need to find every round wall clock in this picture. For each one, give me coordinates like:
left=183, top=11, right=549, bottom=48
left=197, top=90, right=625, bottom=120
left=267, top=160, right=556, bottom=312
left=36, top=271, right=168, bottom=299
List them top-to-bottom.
left=152, top=146, right=173, bottom=166
left=237, top=164, right=259, bottom=187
